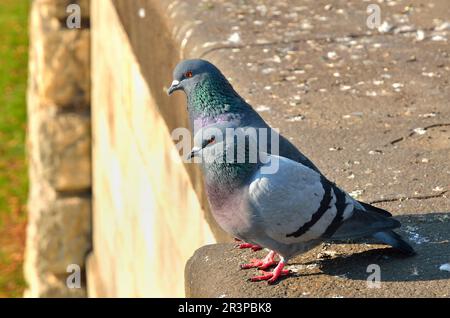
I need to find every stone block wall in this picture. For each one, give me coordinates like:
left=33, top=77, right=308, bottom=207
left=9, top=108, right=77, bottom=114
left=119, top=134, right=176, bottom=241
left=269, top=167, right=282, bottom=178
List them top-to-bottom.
left=25, top=0, right=92, bottom=297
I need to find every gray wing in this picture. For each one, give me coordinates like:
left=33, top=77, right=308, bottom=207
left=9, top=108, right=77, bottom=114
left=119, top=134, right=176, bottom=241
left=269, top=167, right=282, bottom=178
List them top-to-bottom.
left=243, top=107, right=392, bottom=216
left=247, top=155, right=400, bottom=245
left=247, top=156, right=353, bottom=244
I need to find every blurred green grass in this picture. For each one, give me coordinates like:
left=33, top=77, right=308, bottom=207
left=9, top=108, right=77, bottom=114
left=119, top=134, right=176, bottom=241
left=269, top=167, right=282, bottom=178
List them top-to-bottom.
left=0, top=0, right=30, bottom=297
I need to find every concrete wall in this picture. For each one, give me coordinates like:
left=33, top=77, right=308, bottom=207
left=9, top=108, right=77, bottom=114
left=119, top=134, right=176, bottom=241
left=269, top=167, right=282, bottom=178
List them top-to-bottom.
left=87, top=0, right=220, bottom=297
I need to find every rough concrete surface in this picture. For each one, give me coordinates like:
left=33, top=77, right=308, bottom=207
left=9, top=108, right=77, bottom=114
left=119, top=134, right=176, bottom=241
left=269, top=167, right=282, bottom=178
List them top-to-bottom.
left=174, top=0, right=450, bottom=297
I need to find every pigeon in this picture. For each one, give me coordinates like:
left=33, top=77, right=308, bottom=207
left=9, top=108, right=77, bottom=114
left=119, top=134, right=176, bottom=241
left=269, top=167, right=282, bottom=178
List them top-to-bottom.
left=167, top=59, right=415, bottom=270
left=167, top=59, right=392, bottom=219
left=168, top=59, right=318, bottom=251
left=188, top=125, right=415, bottom=284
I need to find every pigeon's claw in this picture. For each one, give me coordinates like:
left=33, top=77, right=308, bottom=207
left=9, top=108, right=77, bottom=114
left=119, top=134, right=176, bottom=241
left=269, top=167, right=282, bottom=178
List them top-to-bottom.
left=234, top=238, right=262, bottom=251
left=236, top=243, right=263, bottom=251
left=240, top=251, right=277, bottom=269
left=241, top=258, right=270, bottom=269
left=240, top=259, right=260, bottom=269
left=249, top=261, right=290, bottom=284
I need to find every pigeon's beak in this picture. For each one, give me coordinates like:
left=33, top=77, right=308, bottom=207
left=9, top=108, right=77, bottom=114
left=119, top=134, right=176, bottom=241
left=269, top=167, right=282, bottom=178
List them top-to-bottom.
left=167, top=80, right=181, bottom=95
left=187, top=146, right=201, bottom=160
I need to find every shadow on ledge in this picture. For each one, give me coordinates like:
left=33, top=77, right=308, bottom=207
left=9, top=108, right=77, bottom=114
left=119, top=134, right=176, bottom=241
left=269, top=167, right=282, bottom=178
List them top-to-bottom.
left=185, top=212, right=450, bottom=298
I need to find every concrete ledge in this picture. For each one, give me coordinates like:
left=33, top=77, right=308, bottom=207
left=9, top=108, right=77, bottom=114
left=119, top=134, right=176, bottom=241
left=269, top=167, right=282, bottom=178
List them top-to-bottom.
left=186, top=235, right=450, bottom=297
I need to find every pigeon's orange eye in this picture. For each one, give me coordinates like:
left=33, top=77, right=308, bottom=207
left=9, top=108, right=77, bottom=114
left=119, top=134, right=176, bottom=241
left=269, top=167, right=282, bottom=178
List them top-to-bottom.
left=185, top=71, right=193, bottom=78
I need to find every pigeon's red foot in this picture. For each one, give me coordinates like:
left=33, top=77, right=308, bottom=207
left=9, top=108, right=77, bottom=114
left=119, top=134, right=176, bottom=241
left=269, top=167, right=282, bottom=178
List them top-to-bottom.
left=234, top=238, right=262, bottom=251
left=237, top=243, right=263, bottom=251
left=240, top=251, right=277, bottom=270
left=249, top=261, right=290, bottom=284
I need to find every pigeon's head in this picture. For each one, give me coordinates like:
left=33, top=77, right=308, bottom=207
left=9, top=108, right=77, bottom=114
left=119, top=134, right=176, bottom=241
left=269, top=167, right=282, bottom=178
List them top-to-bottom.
left=167, top=59, right=223, bottom=95
left=188, top=122, right=231, bottom=160
left=188, top=123, right=257, bottom=163
left=188, top=129, right=217, bottom=160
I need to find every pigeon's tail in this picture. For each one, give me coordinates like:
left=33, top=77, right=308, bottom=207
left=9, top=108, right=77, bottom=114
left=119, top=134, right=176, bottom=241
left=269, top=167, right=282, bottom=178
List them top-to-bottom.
left=372, top=230, right=416, bottom=255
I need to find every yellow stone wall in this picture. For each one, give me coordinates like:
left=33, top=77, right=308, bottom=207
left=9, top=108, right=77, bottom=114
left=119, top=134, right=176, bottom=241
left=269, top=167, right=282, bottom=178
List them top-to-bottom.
left=87, top=0, right=215, bottom=297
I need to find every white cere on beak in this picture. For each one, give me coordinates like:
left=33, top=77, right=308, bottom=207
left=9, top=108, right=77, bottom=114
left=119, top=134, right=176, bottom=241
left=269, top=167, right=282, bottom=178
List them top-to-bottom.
left=171, top=80, right=180, bottom=86
left=187, top=146, right=202, bottom=160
